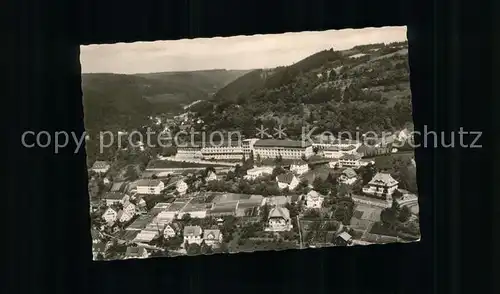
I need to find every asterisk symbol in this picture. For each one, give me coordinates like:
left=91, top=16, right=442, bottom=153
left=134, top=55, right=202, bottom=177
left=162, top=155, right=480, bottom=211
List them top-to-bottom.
left=273, top=124, right=287, bottom=139
left=255, top=125, right=271, bottom=139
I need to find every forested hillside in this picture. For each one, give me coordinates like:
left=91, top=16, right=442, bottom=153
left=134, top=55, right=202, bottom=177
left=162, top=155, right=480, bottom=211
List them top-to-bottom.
left=193, top=41, right=412, bottom=138
left=82, top=69, right=250, bottom=133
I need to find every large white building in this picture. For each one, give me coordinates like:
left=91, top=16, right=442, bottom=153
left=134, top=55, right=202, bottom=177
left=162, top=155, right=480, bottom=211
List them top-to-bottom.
left=242, top=138, right=259, bottom=158
left=253, top=139, right=313, bottom=160
left=200, top=140, right=244, bottom=160
left=175, top=142, right=203, bottom=159
left=244, top=166, right=274, bottom=180
left=136, top=179, right=165, bottom=195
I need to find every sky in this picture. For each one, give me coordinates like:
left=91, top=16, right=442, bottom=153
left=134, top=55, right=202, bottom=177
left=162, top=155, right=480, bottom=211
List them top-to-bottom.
left=80, top=26, right=407, bottom=74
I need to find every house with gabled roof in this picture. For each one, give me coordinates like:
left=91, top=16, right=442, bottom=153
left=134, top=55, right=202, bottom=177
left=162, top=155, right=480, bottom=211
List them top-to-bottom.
left=289, top=160, right=309, bottom=175
left=338, top=168, right=358, bottom=185
left=276, top=172, right=299, bottom=190
left=362, top=172, right=399, bottom=200
left=101, top=207, right=118, bottom=224
left=266, top=207, right=292, bottom=232
left=163, top=223, right=182, bottom=239
left=203, top=229, right=223, bottom=247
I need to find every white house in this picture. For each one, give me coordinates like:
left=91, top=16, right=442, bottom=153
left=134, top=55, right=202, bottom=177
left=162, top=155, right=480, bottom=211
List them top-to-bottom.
left=338, top=154, right=363, bottom=168
left=290, top=160, right=309, bottom=175
left=91, top=161, right=110, bottom=174
left=244, top=166, right=274, bottom=180
left=338, top=168, right=358, bottom=185
left=362, top=172, right=399, bottom=200
left=276, top=173, right=300, bottom=190
left=136, top=179, right=165, bottom=195
left=176, top=180, right=188, bottom=195
left=305, top=190, right=324, bottom=209
left=102, top=192, right=129, bottom=206
left=101, top=207, right=118, bottom=223
left=266, top=207, right=292, bottom=232
left=163, top=223, right=182, bottom=239
left=183, top=225, right=203, bottom=245
left=203, top=229, right=223, bottom=247
left=124, top=247, right=149, bottom=259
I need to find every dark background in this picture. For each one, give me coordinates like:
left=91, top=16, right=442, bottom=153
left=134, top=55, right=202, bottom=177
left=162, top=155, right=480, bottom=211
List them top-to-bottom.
left=7, top=0, right=494, bottom=293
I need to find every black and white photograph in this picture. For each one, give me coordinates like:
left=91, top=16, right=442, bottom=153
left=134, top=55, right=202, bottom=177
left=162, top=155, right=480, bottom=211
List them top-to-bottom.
left=81, top=26, right=420, bottom=261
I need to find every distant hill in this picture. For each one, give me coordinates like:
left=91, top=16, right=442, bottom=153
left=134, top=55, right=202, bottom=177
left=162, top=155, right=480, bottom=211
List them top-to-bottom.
left=195, top=41, right=412, bottom=137
left=82, top=69, right=250, bottom=133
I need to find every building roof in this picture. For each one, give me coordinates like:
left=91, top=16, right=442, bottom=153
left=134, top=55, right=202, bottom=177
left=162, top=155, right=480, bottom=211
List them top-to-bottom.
left=254, top=139, right=311, bottom=148
left=340, top=154, right=362, bottom=160
left=307, top=155, right=330, bottom=164
left=92, top=161, right=110, bottom=169
left=342, top=168, right=357, bottom=178
left=276, top=172, right=296, bottom=184
left=368, top=173, right=398, bottom=186
left=136, top=179, right=163, bottom=187
left=110, top=181, right=126, bottom=192
left=102, top=192, right=127, bottom=200
left=268, top=207, right=290, bottom=220
left=165, top=222, right=182, bottom=232
left=183, top=225, right=202, bottom=236
left=203, top=229, right=222, bottom=240
left=134, top=231, right=158, bottom=242
left=338, top=232, right=352, bottom=241
left=125, top=246, right=147, bottom=257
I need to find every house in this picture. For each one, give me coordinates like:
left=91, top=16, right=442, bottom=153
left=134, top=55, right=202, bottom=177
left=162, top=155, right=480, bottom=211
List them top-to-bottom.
left=338, top=154, right=363, bottom=168
left=289, top=160, right=309, bottom=175
left=91, top=161, right=110, bottom=174
left=244, top=166, right=274, bottom=180
left=338, top=168, right=357, bottom=185
left=204, top=171, right=217, bottom=182
left=362, top=172, right=399, bottom=200
left=276, top=173, right=299, bottom=190
left=136, top=179, right=165, bottom=195
left=176, top=180, right=188, bottom=195
left=305, top=190, right=324, bottom=209
left=102, top=192, right=129, bottom=206
left=116, top=202, right=136, bottom=222
left=101, top=207, right=117, bottom=223
left=266, top=207, right=292, bottom=232
left=116, top=210, right=132, bottom=223
left=163, top=223, right=182, bottom=239
left=183, top=225, right=203, bottom=245
left=203, top=229, right=223, bottom=247
left=334, top=232, right=353, bottom=246
left=124, top=246, right=149, bottom=259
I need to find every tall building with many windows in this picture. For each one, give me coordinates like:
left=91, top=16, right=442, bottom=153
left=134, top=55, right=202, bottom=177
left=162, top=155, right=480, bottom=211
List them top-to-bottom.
left=253, top=139, right=313, bottom=160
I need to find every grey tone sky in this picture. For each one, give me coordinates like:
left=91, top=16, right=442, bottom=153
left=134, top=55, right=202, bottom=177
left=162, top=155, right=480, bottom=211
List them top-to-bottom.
left=81, top=26, right=407, bottom=74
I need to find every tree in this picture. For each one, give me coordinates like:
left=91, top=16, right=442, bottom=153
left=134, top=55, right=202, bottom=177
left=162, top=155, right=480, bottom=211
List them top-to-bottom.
left=260, top=203, right=270, bottom=222
left=398, top=206, right=411, bottom=223
left=181, top=213, right=192, bottom=222
left=200, top=242, right=213, bottom=255
left=186, top=243, right=201, bottom=256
